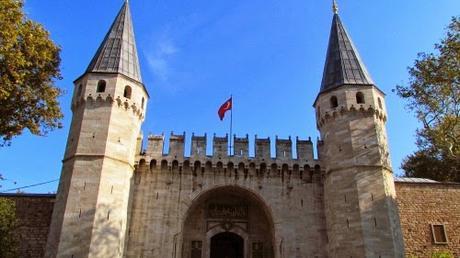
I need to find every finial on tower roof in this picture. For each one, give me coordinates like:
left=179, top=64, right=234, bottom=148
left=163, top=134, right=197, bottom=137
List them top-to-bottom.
left=332, top=0, right=339, bottom=14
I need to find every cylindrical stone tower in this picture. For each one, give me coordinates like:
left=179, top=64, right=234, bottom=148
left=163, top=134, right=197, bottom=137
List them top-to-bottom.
left=45, top=2, right=148, bottom=257
left=314, top=5, right=404, bottom=258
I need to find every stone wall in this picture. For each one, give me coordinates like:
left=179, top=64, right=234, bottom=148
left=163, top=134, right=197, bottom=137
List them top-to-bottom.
left=125, top=155, right=328, bottom=258
left=1, top=180, right=460, bottom=258
left=396, top=182, right=460, bottom=257
left=0, top=193, right=55, bottom=258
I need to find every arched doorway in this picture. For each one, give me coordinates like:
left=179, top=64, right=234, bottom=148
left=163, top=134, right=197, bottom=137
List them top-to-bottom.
left=182, top=186, right=274, bottom=258
left=210, top=232, right=244, bottom=258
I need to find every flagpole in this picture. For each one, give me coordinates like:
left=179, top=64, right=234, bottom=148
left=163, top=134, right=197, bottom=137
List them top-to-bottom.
left=229, top=94, right=233, bottom=155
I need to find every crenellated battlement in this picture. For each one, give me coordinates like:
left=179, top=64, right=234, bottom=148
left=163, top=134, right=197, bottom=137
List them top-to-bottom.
left=137, top=132, right=322, bottom=172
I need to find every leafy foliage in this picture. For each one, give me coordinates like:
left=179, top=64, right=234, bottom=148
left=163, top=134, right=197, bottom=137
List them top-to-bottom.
left=0, top=0, right=62, bottom=146
left=395, top=17, right=460, bottom=182
left=402, top=149, right=459, bottom=182
left=0, top=198, right=18, bottom=257
left=432, top=251, right=454, bottom=258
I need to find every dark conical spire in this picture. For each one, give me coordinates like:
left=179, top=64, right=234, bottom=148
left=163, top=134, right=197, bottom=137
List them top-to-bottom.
left=86, top=1, right=142, bottom=82
left=319, top=12, right=374, bottom=93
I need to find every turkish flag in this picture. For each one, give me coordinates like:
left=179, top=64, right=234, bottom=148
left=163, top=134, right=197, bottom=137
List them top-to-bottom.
left=218, top=97, right=232, bottom=120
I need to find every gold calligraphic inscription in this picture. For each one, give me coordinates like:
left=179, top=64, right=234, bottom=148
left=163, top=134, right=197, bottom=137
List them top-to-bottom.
left=208, top=203, right=248, bottom=219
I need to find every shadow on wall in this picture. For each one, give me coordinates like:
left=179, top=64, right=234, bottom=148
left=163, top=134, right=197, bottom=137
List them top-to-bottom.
left=359, top=171, right=404, bottom=257
left=85, top=203, right=124, bottom=257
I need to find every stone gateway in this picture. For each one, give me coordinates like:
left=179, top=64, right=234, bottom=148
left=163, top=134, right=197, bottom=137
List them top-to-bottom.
left=27, top=1, right=458, bottom=258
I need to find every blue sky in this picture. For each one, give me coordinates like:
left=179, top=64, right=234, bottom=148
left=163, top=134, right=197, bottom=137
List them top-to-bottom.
left=0, top=0, right=459, bottom=193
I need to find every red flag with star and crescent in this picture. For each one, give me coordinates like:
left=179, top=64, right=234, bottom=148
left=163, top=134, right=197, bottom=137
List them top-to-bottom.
left=218, top=97, right=232, bottom=120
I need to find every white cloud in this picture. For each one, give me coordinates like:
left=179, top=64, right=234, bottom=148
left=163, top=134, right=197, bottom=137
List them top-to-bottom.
left=145, top=37, right=179, bottom=81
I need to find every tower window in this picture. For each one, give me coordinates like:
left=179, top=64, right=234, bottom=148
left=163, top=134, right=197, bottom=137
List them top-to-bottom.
left=96, top=80, right=106, bottom=93
left=124, top=86, right=132, bottom=99
left=356, top=92, right=365, bottom=104
left=330, top=96, right=338, bottom=108
left=141, top=97, right=145, bottom=109
left=378, top=97, right=383, bottom=109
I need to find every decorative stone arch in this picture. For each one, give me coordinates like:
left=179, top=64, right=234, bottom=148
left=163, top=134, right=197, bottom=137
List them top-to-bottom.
left=181, top=185, right=276, bottom=258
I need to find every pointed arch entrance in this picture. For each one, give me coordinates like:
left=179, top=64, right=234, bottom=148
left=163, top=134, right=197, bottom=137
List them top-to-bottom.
left=182, top=186, right=275, bottom=258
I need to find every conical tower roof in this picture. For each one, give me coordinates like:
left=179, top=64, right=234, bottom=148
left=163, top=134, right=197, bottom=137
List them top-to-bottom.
left=86, top=1, right=142, bottom=83
left=319, top=12, right=374, bottom=93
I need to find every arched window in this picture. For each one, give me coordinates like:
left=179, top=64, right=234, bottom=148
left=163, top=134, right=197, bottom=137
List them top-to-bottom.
left=97, top=80, right=106, bottom=93
left=77, top=84, right=83, bottom=97
left=124, top=86, right=132, bottom=99
left=356, top=92, right=365, bottom=104
left=330, top=96, right=338, bottom=108
left=141, top=97, right=145, bottom=109
left=378, top=97, right=383, bottom=109
left=139, top=159, right=146, bottom=166
left=150, top=159, right=157, bottom=170
left=172, top=160, right=179, bottom=171
left=183, top=160, right=190, bottom=170
left=194, top=161, right=201, bottom=172
left=217, top=162, right=223, bottom=171
left=227, top=162, right=234, bottom=172
left=238, top=163, right=245, bottom=172
left=249, top=163, right=256, bottom=175
left=260, top=163, right=267, bottom=176
left=271, top=163, right=278, bottom=173
left=282, top=164, right=289, bottom=173
left=293, top=164, right=299, bottom=173
left=304, top=165, right=312, bottom=182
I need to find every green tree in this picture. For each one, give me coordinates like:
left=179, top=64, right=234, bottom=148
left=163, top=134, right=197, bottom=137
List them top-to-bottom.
left=0, top=0, right=62, bottom=146
left=395, top=17, right=459, bottom=182
left=0, top=198, right=18, bottom=257
left=432, top=251, right=454, bottom=258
